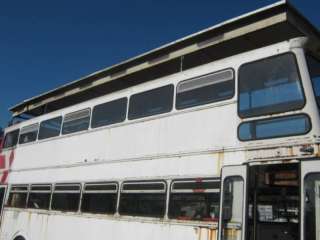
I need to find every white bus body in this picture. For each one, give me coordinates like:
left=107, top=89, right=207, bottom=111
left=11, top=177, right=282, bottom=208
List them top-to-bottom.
left=1, top=1, right=320, bottom=240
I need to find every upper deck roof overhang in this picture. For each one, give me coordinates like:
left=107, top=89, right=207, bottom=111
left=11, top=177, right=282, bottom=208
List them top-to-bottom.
left=9, top=0, right=320, bottom=119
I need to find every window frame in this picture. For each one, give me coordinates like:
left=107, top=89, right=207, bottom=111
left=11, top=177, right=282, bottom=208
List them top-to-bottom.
left=237, top=52, right=306, bottom=119
left=175, top=68, right=235, bottom=110
left=128, top=84, right=174, bottom=120
left=91, top=97, right=128, bottom=129
left=62, top=108, right=91, bottom=135
left=237, top=113, right=312, bottom=142
left=38, top=116, right=63, bottom=140
left=18, top=123, right=39, bottom=145
left=3, top=129, right=20, bottom=149
left=220, top=175, right=245, bottom=238
left=169, top=178, right=221, bottom=221
left=171, top=178, right=220, bottom=193
left=119, top=180, right=167, bottom=218
left=121, top=181, right=167, bottom=194
left=81, top=182, right=118, bottom=214
left=51, top=183, right=81, bottom=212
left=7, top=184, right=29, bottom=208
left=27, top=184, right=52, bottom=210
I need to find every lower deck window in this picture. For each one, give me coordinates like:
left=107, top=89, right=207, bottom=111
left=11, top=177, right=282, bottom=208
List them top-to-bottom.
left=238, top=114, right=311, bottom=141
left=169, top=179, right=220, bottom=221
left=119, top=181, right=166, bottom=218
left=81, top=183, right=118, bottom=214
left=51, top=184, right=80, bottom=212
left=8, top=185, right=28, bottom=208
left=27, top=185, right=51, bottom=210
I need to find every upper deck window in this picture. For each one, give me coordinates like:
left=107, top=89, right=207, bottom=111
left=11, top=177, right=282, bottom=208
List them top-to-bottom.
left=239, top=53, right=304, bottom=118
left=306, top=55, right=320, bottom=106
left=176, top=69, right=234, bottom=110
left=128, top=85, right=174, bottom=120
left=91, top=98, right=127, bottom=128
left=62, top=109, right=90, bottom=135
left=238, top=114, right=311, bottom=141
left=38, top=116, right=62, bottom=140
left=19, top=123, right=39, bottom=144
left=3, top=129, right=20, bottom=149
left=119, top=181, right=166, bottom=218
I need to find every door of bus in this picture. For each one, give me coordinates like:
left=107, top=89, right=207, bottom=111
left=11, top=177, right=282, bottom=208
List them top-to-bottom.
left=301, top=160, right=320, bottom=240
left=247, top=163, right=300, bottom=240
left=218, top=165, right=247, bottom=240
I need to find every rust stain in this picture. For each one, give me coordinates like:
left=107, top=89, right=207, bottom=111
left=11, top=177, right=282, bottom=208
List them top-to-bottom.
left=217, top=151, right=224, bottom=173
left=210, top=229, right=217, bottom=240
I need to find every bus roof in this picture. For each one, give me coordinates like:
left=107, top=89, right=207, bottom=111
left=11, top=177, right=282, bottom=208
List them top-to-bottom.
left=9, top=0, right=320, bottom=119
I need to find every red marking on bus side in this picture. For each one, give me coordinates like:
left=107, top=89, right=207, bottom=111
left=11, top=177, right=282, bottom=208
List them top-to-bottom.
left=0, top=150, right=15, bottom=184
left=9, top=151, right=14, bottom=166
left=0, top=155, right=5, bottom=169
left=0, top=171, right=8, bottom=184
left=195, top=178, right=203, bottom=183
left=193, top=189, right=205, bottom=193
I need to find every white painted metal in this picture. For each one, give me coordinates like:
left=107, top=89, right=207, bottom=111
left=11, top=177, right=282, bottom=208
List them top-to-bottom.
left=0, top=7, right=320, bottom=239
left=0, top=38, right=320, bottom=240
left=218, top=165, right=247, bottom=240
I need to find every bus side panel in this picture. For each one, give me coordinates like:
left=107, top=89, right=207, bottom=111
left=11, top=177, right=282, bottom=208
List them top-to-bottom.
left=0, top=209, right=213, bottom=240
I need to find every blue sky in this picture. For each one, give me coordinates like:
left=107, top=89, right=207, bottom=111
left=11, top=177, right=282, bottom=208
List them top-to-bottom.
left=0, top=0, right=319, bottom=128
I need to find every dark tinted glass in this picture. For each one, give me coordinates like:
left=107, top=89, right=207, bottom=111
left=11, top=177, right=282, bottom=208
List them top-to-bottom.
left=239, top=53, right=304, bottom=118
left=306, top=55, right=320, bottom=107
left=176, top=70, right=234, bottom=110
left=128, top=85, right=174, bottom=120
left=91, top=98, right=127, bottom=128
left=62, top=109, right=90, bottom=135
left=238, top=114, right=311, bottom=141
left=38, top=117, right=62, bottom=140
left=19, top=124, right=38, bottom=144
left=3, top=129, right=20, bottom=149
left=172, top=181, right=220, bottom=191
left=122, top=182, right=165, bottom=191
left=85, top=184, right=117, bottom=191
left=31, top=185, right=51, bottom=191
left=55, top=185, right=80, bottom=191
left=11, top=186, right=28, bottom=191
left=8, top=193, right=27, bottom=208
left=27, top=193, right=50, bottom=210
left=51, top=193, right=80, bottom=212
left=81, top=193, right=117, bottom=214
left=119, top=193, right=166, bottom=218
left=169, top=193, right=220, bottom=221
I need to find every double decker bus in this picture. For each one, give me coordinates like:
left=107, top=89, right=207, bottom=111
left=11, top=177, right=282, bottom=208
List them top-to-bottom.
left=0, top=1, right=320, bottom=240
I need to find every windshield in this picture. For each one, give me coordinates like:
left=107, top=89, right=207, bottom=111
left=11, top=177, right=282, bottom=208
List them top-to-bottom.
left=238, top=53, right=305, bottom=118
left=306, top=55, right=320, bottom=106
